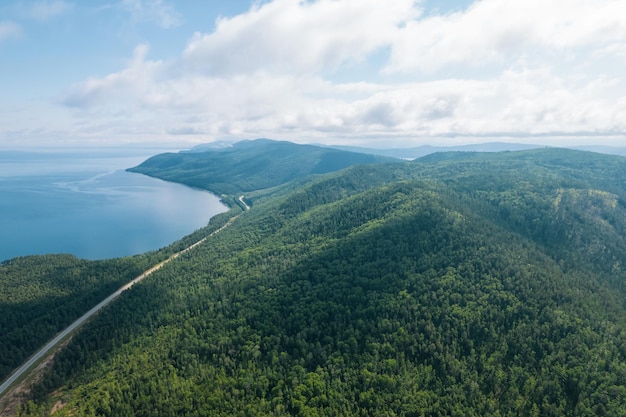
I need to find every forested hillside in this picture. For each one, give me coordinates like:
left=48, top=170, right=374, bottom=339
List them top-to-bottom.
left=127, top=139, right=398, bottom=196
left=11, top=148, right=626, bottom=416
left=0, top=217, right=237, bottom=387
left=0, top=248, right=192, bottom=388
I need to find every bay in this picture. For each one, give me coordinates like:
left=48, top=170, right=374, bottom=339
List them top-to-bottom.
left=0, top=149, right=227, bottom=261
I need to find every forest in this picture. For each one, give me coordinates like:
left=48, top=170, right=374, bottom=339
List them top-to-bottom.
left=127, top=139, right=397, bottom=195
left=4, top=146, right=626, bottom=416
left=0, top=211, right=237, bottom=385
left=0, top=254, right=155, bottom=382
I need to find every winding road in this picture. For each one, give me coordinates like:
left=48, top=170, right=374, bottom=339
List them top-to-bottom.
left=238, top=195, right=250, bottom=211
left=0, top=204, right=246, bottom=399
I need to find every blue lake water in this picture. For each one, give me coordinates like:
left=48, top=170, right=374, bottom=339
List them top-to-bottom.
left=0, top=149, right=227, bottom=261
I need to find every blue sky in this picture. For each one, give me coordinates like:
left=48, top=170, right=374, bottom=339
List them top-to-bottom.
left=1, top=0, right=626, bottom=149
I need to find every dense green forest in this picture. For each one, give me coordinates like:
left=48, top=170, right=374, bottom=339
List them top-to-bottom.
left=127, top=139, right=398, bottom=196
left=0, top=140, right=389, bottom=391
left=8, top=147, right=626, bottom=416
left=0, top=210, right=240, bottom=386
left=0, top=254, right=154, bottom=382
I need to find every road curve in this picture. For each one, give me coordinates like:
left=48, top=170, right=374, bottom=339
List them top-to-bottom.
left=238, top=195, right=250, bottom=211
left=0, top=213, right=240, bottom=398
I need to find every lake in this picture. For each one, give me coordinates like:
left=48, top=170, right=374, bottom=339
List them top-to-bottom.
left=0, top=149, right=228, bottom=261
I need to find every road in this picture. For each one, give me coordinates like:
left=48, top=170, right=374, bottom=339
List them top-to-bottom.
left=238, top=195, right=250, bottom=211
left=0, top=209, right=243, bottom=398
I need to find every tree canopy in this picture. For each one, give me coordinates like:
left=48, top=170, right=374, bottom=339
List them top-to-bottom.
left=9, top=148, right=626, bottom=416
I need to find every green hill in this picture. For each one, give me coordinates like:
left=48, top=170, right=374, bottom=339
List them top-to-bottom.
left=127, top=139, right=399, bottom=197
left=12, top=148, right=626, bottom=416
left=0, top=218, right=234, bottom=386
left=0, top=254, right=159, bottom=382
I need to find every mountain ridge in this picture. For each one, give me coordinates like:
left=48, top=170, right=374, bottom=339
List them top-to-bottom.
left=127, top=139, right=399, bottom=197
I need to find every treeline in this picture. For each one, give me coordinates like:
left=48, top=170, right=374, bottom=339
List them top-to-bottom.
left=13, top=148, right=626, bottom=415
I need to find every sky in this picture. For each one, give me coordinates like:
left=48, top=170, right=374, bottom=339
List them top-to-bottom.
left=1, top=0, right=626, bottom=149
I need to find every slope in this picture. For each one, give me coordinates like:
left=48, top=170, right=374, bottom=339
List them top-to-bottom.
left=127, top=139, right=398, bottom=196
left=15, top=149, right=626, bottom=416
left=0, top=212, right=236, bottom=389
left=0, top=255, right=160, bottom=384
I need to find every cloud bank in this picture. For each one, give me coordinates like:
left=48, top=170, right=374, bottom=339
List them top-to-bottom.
left=52, top=0, right=626, bottom=146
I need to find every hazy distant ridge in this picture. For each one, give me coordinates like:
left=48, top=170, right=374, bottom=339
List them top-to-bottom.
left=326, top=142, right=542, bottom=159
left=327, top=142, right=626, bottom=159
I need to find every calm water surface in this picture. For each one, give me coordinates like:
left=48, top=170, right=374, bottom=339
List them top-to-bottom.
left=0, top=149, right=227, bottom=261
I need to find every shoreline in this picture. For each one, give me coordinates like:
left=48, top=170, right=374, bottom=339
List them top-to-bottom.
left=0, top=166, right=228, bottom=263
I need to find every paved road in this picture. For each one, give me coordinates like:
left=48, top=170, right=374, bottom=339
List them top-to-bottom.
left=238, top=195, right=250, bottom=211
left=0, top=211, right=242, bottom=398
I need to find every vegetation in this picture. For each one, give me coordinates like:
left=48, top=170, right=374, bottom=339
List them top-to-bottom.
left=127, top=139, right=398, bottom=196
left=8, top=147, right=626, bottom=416
left=0, top=210, right=238, bottom=385
left=0, top=254, right=151, bottom=381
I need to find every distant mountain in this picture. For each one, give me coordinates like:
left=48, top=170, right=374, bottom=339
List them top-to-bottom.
left=128, top=139, right=398, bottom=196
left=182, top=141, right=238, bottom=153
left=328, top=142, right=544, bottom=159
left=330, top=142, right=626, bottom=160
left=573, top=145, right=626, bottom=157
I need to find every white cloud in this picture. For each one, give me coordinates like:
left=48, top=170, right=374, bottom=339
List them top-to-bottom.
left=52, top=0, right=626, bottom=147
left=120, top=0, right=181, bottom=29
left=183, top=0, right=417, bottom=75
left=386, top=0, right=626, bottom=73
left=28, top=1, right=73, bottom=21
left=0, top=21, right=22, bottom=41
left=593, top=42, right=626, bottom=62
left=63, top=44, right=164, bottom=108
left=62, top=55, right=626, bottom=143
